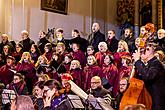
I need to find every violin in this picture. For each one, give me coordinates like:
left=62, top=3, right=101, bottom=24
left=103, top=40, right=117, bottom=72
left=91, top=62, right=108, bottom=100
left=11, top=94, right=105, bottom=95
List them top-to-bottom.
left=54, top=82, right=71, bottom=97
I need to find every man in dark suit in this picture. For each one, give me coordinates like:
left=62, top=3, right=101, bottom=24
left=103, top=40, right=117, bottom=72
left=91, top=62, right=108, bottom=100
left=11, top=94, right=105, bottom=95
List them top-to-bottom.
left=87, top=23, right=105, bottom=52
left=121, top=28, right=136, bottom=53
left=19, top=30, right=35, bottom=52
left=37, top=30, right=50, bottom=54
left=106, top=30, right=119, bottom=53
left=0, top=34, right=15, bottom=53
left=133, top=42, right=165, bottom=110
left=87, top=76, right=114, bottom=110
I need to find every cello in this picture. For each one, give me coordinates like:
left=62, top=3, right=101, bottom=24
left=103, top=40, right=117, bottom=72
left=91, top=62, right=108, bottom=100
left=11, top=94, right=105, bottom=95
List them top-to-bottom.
left=119, top=23, right=155, bottom=110
left=119, top=66, right=152, bottom=110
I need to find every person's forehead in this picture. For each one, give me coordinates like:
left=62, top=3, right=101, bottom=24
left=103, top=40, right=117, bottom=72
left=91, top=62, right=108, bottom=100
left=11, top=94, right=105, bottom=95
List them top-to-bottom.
left=93, top=23, right=99, bottom=27
left=141, top=27, right=145, bottom=30
left=125, top=29, right=130, bottom=32
left=158, top=29, right=165, bottom=33
left=57, top=31, right=62, bottom=34
left=108, top=31, right=114, bottom=33
left=2, top=35, right=7, bottom=38
left=72, top=44, right=78, bottom=47
left=3, top=46, right=8, bottom=48
left=87, top=47, right=92, bottom=50
left=105, top=55, right=109, bottom=58
left=87, top=56, right=93, bottom=59
left=39, top=57, right=44, bottom=60
left=7, top=58, right=13, bottom=61
left=71, top=62, right=77, bottom=64
left=14, top=75, right=20, bottom=78
left=91, top=77, right=100, bottom=82
left=91, top=78, right=98, bottom=82
left=120, top=79, right=127, bottom=84
left=34, top=86, right=40, bottom=89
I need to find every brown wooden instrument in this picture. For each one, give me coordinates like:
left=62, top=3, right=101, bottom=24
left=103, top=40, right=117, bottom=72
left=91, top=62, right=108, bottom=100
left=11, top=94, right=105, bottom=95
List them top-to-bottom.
left=139, top=23, right=156, bottom=48
left=119, top=66, right=152, bottom=110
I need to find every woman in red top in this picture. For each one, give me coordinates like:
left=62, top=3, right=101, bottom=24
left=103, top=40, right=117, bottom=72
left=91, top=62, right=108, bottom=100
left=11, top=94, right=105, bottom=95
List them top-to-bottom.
left=101, top=54, right=119, bottom=96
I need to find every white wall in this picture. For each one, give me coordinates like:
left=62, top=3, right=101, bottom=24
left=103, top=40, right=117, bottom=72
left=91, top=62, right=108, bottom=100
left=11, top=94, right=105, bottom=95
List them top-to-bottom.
left=0, top=0, right=119, bottom=42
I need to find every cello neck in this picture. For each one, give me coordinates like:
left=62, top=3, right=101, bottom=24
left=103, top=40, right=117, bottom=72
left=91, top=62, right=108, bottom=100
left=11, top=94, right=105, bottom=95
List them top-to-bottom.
left=129, top=66, right=135, bottom=81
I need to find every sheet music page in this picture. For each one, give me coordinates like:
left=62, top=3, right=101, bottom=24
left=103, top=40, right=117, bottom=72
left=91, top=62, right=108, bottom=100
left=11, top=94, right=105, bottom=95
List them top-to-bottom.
left=68, top=80, right=88, bottom=100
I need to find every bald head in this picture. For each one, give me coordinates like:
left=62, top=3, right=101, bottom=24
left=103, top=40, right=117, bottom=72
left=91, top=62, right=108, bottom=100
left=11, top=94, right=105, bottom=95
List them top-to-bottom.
left=92, top=23, right=100, bottom=33
left=157, top=29, right=165, bottom=39
left=91, top=76, right=102, bottom=90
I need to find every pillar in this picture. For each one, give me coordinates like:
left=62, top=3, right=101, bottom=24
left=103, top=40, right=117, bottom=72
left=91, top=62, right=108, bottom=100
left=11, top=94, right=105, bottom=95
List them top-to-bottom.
left=134, top=0, right=140, bottom=38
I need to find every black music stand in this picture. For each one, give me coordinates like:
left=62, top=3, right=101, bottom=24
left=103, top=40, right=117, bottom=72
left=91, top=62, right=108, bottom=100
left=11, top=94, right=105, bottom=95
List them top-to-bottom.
left=67, top=94, right=85, bottom=110
left=87, top=97, right=114, bottom=110
left=87, top=97, right=102, bottom=110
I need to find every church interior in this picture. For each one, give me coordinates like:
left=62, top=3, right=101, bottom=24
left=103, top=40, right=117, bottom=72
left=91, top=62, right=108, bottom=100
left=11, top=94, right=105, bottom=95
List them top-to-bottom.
left=0, top=0, right=165, bottom=110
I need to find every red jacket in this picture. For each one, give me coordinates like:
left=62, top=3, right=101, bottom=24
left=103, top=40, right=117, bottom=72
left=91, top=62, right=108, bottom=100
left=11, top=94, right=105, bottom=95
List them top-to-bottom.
left=71, top=50, right=86, bottom=68
left=95, top=51, right=112, bottom=67
left=113, top=52, right=130, bottom=68
left=16, top=62, right=36, bottom=79
left=101, top=63, right=119, bottom=96
left=83, top=64, right=102, bottom=91
left=0, top=65, right=15, bottom=85
left=70, top=68, right=85, bottom=89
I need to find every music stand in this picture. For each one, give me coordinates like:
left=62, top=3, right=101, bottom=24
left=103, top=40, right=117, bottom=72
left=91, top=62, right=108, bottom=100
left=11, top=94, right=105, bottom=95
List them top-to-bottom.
left=2, top=89, right=16, bottom=104
left=67, top=94, right=85, bottom=110
left=87, top=97, right=102, bottom=110
left=88, top=97, right=114, bottom=110
left=96, top=98, right=114, bottom=110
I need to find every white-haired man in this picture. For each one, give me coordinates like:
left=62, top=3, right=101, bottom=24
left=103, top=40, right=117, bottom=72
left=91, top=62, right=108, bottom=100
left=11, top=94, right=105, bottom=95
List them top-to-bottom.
left=155, top=29, right=165, bottom=51
left=19, top=30, right=35, bottom=52
left=0, top=34, right=15, bottom=53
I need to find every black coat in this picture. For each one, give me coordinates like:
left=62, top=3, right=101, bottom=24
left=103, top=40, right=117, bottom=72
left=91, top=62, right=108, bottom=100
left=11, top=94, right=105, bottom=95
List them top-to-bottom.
left=88, top=30, right=105, bottom=52
left=121, top=35, right=136, bottom=53
left=70, top=36, right=88, bottom=52
left=37, top=37, right=50, bottom=54
left=106, top=37, right=119, bottom=53
left=154, top=37, right=165, bottom=52
left=19, top=38, right=35, bottom=52
left=0, top=41, right=15, bottom=54
left=135, top=57, right=165, bottom=110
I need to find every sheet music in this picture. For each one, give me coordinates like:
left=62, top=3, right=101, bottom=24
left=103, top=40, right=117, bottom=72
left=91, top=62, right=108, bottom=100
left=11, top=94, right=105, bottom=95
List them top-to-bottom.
left=68, top=80, right=88, bottom=100
left=2, top=89, right=16, bottom=104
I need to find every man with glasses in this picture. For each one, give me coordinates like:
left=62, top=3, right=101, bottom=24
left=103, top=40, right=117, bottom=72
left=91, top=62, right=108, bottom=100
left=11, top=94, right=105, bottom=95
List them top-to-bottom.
left=132, top=42, right=165, bottom=110
left=87, top=76, right=114, bottom=109
left=116, top=78, right=129, bottom=110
